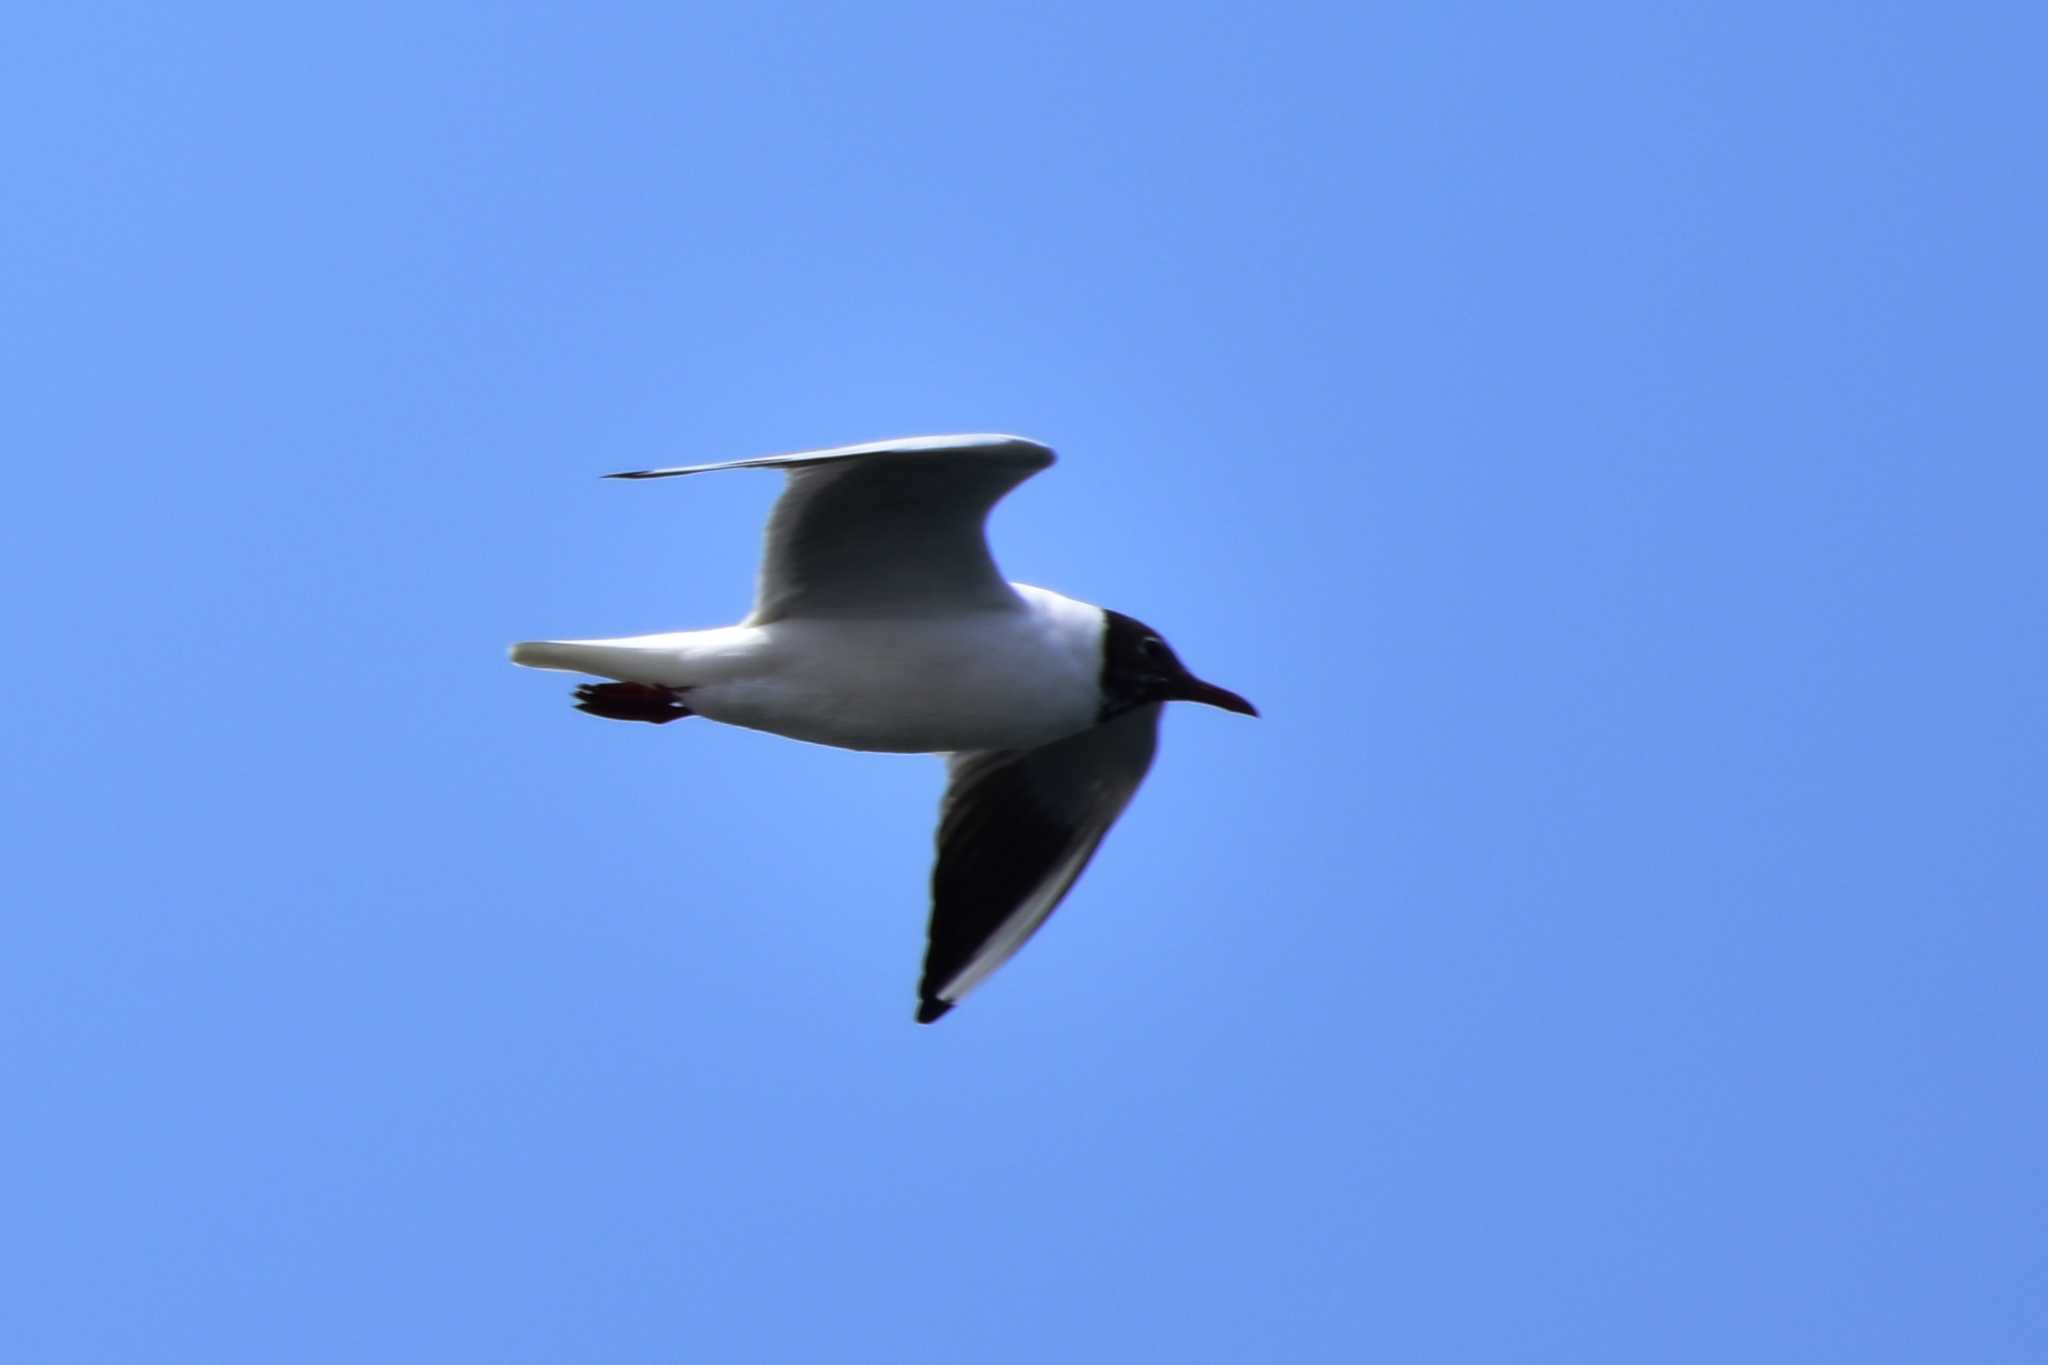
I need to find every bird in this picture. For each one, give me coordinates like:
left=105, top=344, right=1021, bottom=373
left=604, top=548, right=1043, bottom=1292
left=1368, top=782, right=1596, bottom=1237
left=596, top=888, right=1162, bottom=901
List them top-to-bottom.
left=510, top=434, right=1256, bottom=1023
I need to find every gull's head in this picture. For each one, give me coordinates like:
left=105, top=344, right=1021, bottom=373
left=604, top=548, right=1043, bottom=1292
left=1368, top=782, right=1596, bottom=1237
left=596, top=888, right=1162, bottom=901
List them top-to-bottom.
left=1098, top=610, right=1258, bottom=721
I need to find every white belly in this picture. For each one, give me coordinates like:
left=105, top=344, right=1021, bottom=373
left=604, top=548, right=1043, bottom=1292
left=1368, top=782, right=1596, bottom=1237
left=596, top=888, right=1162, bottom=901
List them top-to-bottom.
left=512, top=584, right=1108, bottom=754
left=693, top=607, right=1100, bottom=753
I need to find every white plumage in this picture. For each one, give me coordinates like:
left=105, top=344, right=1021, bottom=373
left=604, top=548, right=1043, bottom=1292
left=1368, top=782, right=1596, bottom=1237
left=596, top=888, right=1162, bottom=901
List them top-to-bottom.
left=511, top=434, right=1255, bottom=1022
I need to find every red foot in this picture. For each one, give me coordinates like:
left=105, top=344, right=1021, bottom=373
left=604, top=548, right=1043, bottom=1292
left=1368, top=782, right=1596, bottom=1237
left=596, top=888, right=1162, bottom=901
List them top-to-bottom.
left=573, top=682, right=694, bottom=724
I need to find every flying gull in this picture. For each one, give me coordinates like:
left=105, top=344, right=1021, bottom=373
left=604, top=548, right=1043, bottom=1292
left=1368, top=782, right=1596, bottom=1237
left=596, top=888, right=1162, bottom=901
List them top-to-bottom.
left=511, top=434, right=1256, bottom=1022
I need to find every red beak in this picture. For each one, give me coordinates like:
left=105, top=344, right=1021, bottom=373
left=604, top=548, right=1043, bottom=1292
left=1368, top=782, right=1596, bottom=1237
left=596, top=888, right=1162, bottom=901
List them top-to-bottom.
left=1173, top=676, right=1259, bottom=717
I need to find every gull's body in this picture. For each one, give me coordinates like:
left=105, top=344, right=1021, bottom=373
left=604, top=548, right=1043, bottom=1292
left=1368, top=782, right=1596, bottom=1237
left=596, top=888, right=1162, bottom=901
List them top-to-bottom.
left=511, top=434, right=1255, bottom=1022
left=513, top=583, right=1105, bottom=754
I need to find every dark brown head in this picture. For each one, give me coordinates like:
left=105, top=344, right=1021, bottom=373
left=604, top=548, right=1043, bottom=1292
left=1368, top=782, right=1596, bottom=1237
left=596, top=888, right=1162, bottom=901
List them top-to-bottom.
left=1097, top=609, right=1258, bottom=723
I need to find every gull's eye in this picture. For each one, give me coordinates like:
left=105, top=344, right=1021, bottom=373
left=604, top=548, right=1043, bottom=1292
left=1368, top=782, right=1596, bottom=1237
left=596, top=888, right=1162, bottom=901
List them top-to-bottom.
left=1139, top=636, right=1169, bottom=663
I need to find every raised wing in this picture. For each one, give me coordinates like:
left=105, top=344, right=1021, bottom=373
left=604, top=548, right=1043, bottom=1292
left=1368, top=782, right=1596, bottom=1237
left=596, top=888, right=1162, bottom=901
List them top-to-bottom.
left=607, top=434, right=1054, bottom=623
left=917, top=703, right=1163, bottom=1023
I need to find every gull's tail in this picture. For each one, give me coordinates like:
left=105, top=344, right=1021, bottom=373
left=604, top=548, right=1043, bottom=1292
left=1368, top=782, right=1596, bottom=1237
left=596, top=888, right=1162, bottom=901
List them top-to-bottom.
left=508, top=634, right=696, bottom=686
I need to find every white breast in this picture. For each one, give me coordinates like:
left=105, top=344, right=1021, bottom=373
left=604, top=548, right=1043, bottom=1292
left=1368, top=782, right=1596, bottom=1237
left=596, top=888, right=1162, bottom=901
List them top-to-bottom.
left=687, top=585, right=1106, bottom=753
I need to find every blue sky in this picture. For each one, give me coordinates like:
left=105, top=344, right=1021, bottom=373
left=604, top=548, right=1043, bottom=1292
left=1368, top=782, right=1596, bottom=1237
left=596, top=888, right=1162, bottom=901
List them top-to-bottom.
left=5, top=3, right=2044, bottom=1361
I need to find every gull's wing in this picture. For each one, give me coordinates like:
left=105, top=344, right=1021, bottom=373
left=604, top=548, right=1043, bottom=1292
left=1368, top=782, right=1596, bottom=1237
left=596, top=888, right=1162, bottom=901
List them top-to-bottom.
left=607, top=433, right=1054, bottom=623
left=917, top=703, right=1163, bottom=1023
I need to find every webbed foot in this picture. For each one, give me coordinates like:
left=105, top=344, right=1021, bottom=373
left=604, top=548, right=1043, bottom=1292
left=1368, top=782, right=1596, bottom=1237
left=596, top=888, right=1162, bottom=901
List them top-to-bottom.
left=572, top=682, right=693, bottom=724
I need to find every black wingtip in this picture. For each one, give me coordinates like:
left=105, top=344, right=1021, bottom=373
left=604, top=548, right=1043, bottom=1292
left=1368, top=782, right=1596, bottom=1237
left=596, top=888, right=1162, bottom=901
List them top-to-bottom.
left=916, top=998, right=953, bottom=1025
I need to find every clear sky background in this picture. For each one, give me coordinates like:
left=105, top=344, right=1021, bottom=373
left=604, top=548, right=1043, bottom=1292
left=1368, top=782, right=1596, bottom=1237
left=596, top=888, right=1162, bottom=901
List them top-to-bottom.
left=5, top=4, right=2044, bottom=1361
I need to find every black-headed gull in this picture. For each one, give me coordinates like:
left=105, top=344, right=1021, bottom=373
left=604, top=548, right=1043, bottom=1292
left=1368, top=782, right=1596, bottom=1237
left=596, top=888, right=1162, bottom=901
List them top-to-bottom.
left=511, top=435, right=1255, bottom=1022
